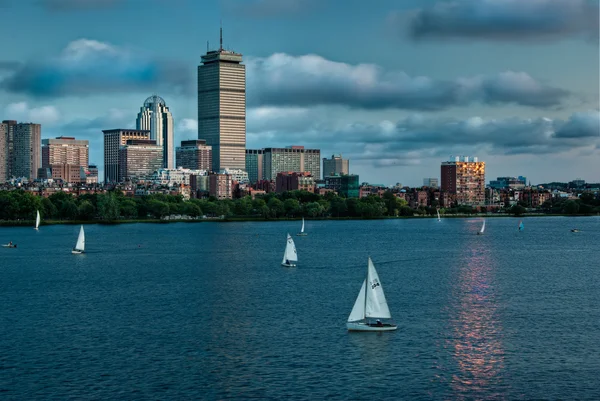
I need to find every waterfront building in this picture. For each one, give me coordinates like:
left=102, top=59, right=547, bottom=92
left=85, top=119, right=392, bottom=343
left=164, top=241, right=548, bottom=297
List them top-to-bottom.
left=198, top=29, right=246, bottom=171
left=136, top=95, right=174, bottom=169
left=1, top=121, right=41, bottom=180
left=0, top=122, right=8, bottom=182
left=102, top=129, right=150, bottom=183
left=41, top=136, right=89, bottom=183
left=118, top=139, right=163, bottom=182
left=176, top=139, right=212, bottom=170
left=263, top=146, right=320, bottom=181
left=245, top=149, right=263, bottom=183
left=322, top=154, right=349, bottom=178
left=441, top=156, right=485, bottom=206
left=83, top=164, right=99, bottom=184
left=149, top=168, right=208, bottom=187
left=220, top=168, right=249, bottom=184
left=209, top=172, right=233, bottom=199
left=275, top=172, right=316, bottom=193
left=324, top=174, right=360, bottom=198
left=489, top=176, right=526, bottom=190
left=423, top=177, right=439, bottom=188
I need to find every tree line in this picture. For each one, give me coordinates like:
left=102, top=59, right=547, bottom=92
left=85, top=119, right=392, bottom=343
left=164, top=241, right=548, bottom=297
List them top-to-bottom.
left=0, top=189, right=598, bottom=222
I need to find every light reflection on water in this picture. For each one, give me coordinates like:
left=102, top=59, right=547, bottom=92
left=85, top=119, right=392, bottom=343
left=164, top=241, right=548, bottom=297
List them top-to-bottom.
left=449, top=241, right=507, bottom=399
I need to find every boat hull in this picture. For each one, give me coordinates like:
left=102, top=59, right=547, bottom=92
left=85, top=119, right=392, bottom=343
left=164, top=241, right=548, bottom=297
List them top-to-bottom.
left=296, top=233, right=307, bottom=236
left=2, top=244, right=16, bottom=248
left=71, top=249, right=84, bottom=254
left=281, top=262, right=296, bottom=267
left=347, top=322, right=398, bottom=332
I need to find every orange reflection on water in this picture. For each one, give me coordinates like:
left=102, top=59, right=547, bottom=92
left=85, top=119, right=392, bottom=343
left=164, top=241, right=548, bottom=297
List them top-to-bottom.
left=449, top=244, right=506, bottom=399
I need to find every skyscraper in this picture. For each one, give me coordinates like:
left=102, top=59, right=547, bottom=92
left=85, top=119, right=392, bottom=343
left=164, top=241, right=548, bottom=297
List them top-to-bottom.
left=198, top=28, right=246, bottom=171
left=136, top=95, right=174, bottom=169
left=0, top=122, right=8, bottom=182
left=11, top=123, right=41, bottom=180
left=102, top=129, right=150, bottom=183
left=42, top=136, right=89, bottom=183
left=118, top=139, right=163, bottom=182
left=176, top=139, right=212, bottom=170
left=263, top=146, right=321, bottom=180
left=245, top=149, right=264, bottom=183
left=322, top=154, right=349, bottom=178
left=441, top=156, right=485, bottom=206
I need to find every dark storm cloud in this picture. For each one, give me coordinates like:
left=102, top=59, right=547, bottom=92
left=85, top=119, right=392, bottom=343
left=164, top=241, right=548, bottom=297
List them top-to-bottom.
left=408, top=0, right=599, bottom=42
left=0, top=39, right=192, bottom=97
left=246, top=53, right=569, bottom=110
left=553, top=111, right=600, bottom=138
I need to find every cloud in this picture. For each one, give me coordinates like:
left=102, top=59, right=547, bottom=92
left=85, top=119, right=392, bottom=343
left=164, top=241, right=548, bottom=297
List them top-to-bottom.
left=38, top=0, right=124, bottom=10
left=221, top=0, right=319, bottom=17
left=407, top=0, right=599, bottom=42
left=0, top=39, right=191, bottom=97
left=246, top=53, right=569, bottom=110
left=0, top=61, right=22, bottom=71
left=4, top=102, right=61, bottom=124
left=246, top=107, right=600, bottom=167
left=60, top=108, right=133, bottom=133
left=554, top=110, right=600, bottom=138
left=177, top=118, right=197, bottom=134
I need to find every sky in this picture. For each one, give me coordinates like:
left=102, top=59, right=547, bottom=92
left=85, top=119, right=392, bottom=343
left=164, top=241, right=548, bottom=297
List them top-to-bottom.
left=0, top=0, right=598, bottom=186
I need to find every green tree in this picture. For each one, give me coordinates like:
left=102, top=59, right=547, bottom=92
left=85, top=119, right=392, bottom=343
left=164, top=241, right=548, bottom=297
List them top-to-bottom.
left=97, top=192, right=120, bottom=220
left=329, top=196, right=347, bottom=217
left=41, top=197, right=58, bottom=219
left=267, top=198, right=285, bottom=218
left=283, top=198, right=300, bottom=217
left=119, top=199, right=138, bottom=218
left=60, top=200, right=79, bottom=220
left=78, top=200, right=96, bottom=220
left=148, top=200, right=170, bottom=218
left=563, top=200, right=579, bottom=215
left=304, top=201, right=324, bottom=217
left=183, top=203, right=202, bottom=217
left=510, top=204, right=526, bottom=216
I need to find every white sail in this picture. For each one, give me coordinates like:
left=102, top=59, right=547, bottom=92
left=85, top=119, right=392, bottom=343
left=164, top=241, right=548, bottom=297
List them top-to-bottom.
left=437, top=209, right=441, bottom=221
left=35, top=210, right=40, bottom=229
left=300, top=218, right=305, bottom=233
left=480, top=220, right=486, bottom=234
left=74, top=225, right=85, bottom=251
left=281, top=233, right=297, bottom=264
left=365, top=258, right=392, bottom=319
left=348, top=280, right=366, bottom=322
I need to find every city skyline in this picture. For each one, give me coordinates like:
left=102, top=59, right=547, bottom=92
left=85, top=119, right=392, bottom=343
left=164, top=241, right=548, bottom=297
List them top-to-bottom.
left=0, top=0, right=598, bottom=186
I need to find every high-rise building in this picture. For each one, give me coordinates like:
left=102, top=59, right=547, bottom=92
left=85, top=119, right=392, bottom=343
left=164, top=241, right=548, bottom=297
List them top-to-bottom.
left=198, top=28, right=246, bottom=171
left=136, top=95, right=174, bottom=169
left=0, top=122, right=8, bottom=182
left=10, top=123, right=41, bottom=180
left=102, top=129, right=150, bottom=183
left=41, top=136, right=89, bottom=183
left=118, top=139, right=163, bottom=182
left=176, top=139, right=212, bottom=170
left=263, top=146, right=320, bottom=181
left=245, top=149, right=263, bottom=183
left=322, top=154, right=349, bottom=178
left=441, top=156, right=485, bottom=206
left=209, top=172, right=233, bottom=199
left=324, top=174, right=360, bottom=198
left=423, top=178, right=439, bottom=188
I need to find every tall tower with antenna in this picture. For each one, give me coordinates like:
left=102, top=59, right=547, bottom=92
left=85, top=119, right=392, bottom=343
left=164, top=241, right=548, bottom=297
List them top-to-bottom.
left=197, top=26, right=246, bottom=172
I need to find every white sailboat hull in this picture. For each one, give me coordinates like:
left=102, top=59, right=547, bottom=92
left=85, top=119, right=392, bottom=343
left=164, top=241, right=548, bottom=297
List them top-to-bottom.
left=296, top=233, right=307, bottom=236
left=71, top=249, right=84, bottom=254
left=281, top=262, right=296, bottom=267
left=346, top=322, right=398, bottom=332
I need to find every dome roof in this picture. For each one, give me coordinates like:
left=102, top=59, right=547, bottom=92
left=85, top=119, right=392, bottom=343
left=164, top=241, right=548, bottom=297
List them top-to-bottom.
left=143, top=95, right=166, bottom=108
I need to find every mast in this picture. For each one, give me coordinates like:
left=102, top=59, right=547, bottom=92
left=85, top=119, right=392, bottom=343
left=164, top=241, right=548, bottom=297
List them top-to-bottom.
left=364, top=258, right=369, bottom=321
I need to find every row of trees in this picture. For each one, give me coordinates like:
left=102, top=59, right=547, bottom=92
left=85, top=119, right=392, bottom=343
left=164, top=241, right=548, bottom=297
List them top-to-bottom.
left=0, top=189, right=598, bottom=222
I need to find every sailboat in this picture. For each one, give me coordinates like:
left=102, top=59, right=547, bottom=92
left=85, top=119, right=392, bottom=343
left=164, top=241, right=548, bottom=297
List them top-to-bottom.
left=437, top=209, right=441, bottom=221
left=34, top=210, right=40, bottom=230
left=296, top=217, right=307, bottom=236
left=477, top=220, right=486, bottom=235
left=518, top=220, right=524, bottom=232
left=71, top=225, right=85, bottom=254
left=281, top=233, right=297, bottom=267
left=347, top=257, right=397, bottom=332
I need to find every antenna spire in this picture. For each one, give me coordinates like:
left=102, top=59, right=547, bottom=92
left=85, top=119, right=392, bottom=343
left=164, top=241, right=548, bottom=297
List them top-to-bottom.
left=220, top=20, right=223, bottom=50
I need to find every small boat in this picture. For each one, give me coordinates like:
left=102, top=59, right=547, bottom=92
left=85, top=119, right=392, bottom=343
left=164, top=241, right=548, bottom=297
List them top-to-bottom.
left=437, top=209, right=441, bottom=221
left=34, top=210, right=41, bottom=230
left=296, top=217, right=307, bottom=236
left=477, top=219, right=486, bottom=235
left=518, top=220, right=524, bottom=232
left=71, top=225, right=85, bottom=254
left=571, top=229, right=580, bottom=233
left=281, top=233, right=297, bottom=267
left=2, top=243, right=17, bottom=248
left=347, top=257, right=397, bottom=332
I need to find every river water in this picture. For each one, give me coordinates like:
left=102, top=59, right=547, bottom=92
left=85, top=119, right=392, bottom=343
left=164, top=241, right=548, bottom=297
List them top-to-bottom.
left=1, top=217, right=599, bottom=400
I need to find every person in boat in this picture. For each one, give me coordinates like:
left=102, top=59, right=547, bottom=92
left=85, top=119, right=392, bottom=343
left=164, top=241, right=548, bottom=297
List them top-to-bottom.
left=8, top=241, right=12, bottom=245
left=285, top=259, right=290, bottom=265
left=376, top=319, right=383, bottom=327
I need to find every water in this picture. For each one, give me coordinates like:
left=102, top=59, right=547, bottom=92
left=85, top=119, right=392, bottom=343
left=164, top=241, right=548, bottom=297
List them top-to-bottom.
left=1, top=217, right=599, bottom=400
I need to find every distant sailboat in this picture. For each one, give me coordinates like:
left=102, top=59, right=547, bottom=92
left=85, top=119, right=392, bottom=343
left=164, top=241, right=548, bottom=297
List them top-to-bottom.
left=437, top=209, right=441, bottom=221
left=34, top=210, right=40, bottom=230
left=297, top=217, right=307, bottom=236
left=477, top=220, right=486, bottom=235
left=518, top=220, right=524, bottom=232
left=71, top=225, right=85, bottom=254
left=281, top=233, right=297, bottom=267
left=347, top=257, right=397, bottom=332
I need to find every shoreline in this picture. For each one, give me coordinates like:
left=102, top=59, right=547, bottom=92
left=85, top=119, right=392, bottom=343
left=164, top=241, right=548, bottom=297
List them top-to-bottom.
left=0, top=213, right=594, bottom=227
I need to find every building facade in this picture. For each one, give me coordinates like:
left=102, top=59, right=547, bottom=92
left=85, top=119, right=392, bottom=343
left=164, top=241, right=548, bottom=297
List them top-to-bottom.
left=198, top=30, right=246, bottom=171
left=136, top=95, right=174, bottom=169
left=0, top=122, right=8, bottom=182
left=10, top=123, right=41, bottom=180
left=102, top=129, right=150, bottom=183
left=41, top=136, right=89, bottom=183
left=118, top=139, right=163, bottom=182
left=176, top=139, right=212, bottom=170
left=263, top=146, right=321, bottom=181
left=245, top=149, right=263, bottom=183
left=322, top=154, right=349, bottom=178
left=441, top=156, right=485, bottom=206
left=149, top=168, right=208, bottom=187
left=209, top=172, right=233, bottom=199
left=275, top=172, right=316, bottom=193
left=324, top=174, right=360, bottom=198
left=489, top=176, right=526, bottom=190
left=423, top=178, right=439, bottom=188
